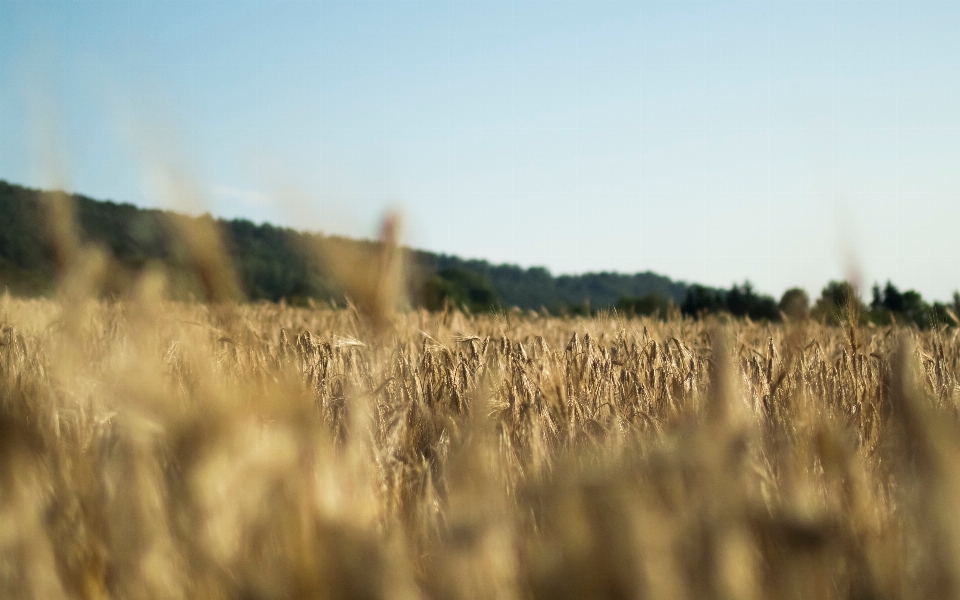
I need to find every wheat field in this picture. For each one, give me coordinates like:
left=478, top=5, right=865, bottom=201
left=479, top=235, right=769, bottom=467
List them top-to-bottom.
left=3, top=280, right=960, bottom=599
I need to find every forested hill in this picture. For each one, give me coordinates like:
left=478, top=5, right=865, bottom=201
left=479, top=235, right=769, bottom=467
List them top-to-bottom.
left=0, top=180, right=691, bottom=311
left=421, top=254, right=688, bottom=311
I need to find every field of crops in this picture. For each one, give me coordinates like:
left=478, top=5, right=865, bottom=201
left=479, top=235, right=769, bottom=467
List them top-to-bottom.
left=3, top=287, right=960, bottom=600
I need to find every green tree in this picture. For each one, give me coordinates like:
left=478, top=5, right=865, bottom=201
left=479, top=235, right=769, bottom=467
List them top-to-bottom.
left=420, top=267, right=499, bottom=313
left=726, top=281, right=780, bottom=321
left=812, top=281, right=865, bottom=326
left=869, top=281, right=934, bottom=328
left=681, top=285, right=724, bottom=317
left=779, top=288, right=809, bottom=320
left=616, top=294, right=671, bottom=319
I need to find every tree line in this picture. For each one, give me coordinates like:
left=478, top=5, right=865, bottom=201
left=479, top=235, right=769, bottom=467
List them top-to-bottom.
left=1, top=179, right=956, bottom=326
left=0, top=180, right=693, bottom=311
left=617, top=279, right=960, bottom=328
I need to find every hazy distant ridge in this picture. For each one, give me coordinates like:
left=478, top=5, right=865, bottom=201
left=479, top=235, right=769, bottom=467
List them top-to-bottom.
left=0, top=180, right=692, bottom=310
left=425, top=254, right=689, bottom=310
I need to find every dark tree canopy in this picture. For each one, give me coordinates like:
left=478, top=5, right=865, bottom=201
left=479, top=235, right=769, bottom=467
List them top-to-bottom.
left=0, top=180, right=693, bottom=312
left=2, top=180, right=957, bottom=325
left=680, top=281, right=780, bottom=322
left=779, top=288, right=810, bottom=320
left=616, top=294, right=672, bottom=319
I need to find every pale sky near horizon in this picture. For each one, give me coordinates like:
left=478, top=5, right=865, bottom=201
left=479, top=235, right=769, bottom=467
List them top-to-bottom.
left=1, top=1, right=959, bottom=301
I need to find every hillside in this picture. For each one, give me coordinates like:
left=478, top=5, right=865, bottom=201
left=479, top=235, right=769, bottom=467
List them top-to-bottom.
left=0, top=180, right=691, bottom=311
left=426, top=255, right=688, bottom=311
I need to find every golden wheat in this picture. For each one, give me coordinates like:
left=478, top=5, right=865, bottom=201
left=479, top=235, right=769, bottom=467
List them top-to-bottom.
left=1, top=287, right=959, bottom=599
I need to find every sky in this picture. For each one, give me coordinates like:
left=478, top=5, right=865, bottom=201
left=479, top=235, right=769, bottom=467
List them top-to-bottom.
left=1, top=0, right=959, bottom=301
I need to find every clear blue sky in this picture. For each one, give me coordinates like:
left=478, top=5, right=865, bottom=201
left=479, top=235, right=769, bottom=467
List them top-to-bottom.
left=2, top=1, right=959, bottom=301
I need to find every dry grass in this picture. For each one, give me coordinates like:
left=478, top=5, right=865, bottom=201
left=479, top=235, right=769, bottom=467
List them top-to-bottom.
left=2, top=287, right=960, bottom=599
